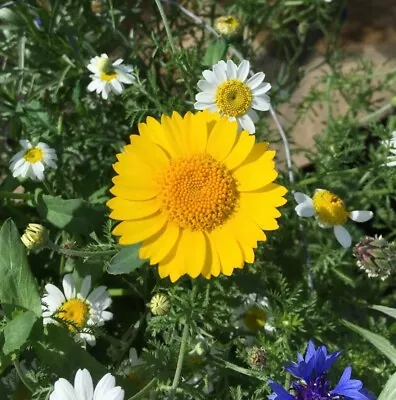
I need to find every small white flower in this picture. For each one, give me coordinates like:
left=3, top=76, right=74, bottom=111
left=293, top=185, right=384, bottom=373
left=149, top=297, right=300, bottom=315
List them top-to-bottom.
left=87, top=53, right=135, bottom=100
left=194, top=59, right=271, bottom=134
left=383, top=131, right=396, bottom=167
left=9, top=140, right=57, bottom=181
left=294, top=189, right=374, bottom=248
left=42, top=274, right=113, bottom=346
left=234, top=294, right=275, bottom=338
left=50, top=369, right=124, bottom=400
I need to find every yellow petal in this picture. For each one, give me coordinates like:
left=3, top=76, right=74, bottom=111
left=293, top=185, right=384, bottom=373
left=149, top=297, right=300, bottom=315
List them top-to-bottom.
left=186, top=112, right=208, bottom=153
left=160, top=114, right=185, bottom=157
left=138, top=117, right=172, bottom=156
left=206, top=118, right=238, bottom=161
left=223, top=130, right=255, bottom=170
left=127, top=135, right=169, bottom=170
left=110, top=181, right=159, bottom=201
left=107, top=197, right=160, bottom=220
left=113, top=212, right=167, bottom=244
left=226, top=213, right=266, bottom=247
left=142, top=223, right=180, bottom=264
left=210, top=227, right=243, bottom=276
left=184, top=230, right=206, bottom=278
left=201, top=232, right=220, bottom=279
left=239, top=243, right=255, bottom=264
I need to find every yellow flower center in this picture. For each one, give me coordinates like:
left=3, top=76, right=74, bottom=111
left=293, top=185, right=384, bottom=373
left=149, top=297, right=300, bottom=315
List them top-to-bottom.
left=216, top=16, right=240, bottom=36
left=100, top=71, right=118, bottom=82
left=215, top=79, right=252, bottom=117
left=23, top=148, right=43, bottom=163
left=157, top=154, right=238, bottom=231
left=312, top=190, right=349, bottom=226
left=56, top=298, right=90, bottom=332
left=243, top=307, right=266, bottom=331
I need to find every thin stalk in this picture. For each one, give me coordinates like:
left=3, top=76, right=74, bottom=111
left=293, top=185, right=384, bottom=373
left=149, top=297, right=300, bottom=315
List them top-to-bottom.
left=154, top=0, right=177, bottom=55
left=17, top=33, right=26, bottom=95
left=0, top=191, right=34, bottom=201
left=49, top=243, right=117, bottom=258
left=168, top=321, right=189, bottom=400
left=14, top=360, right=35, bottom=393
left=128, top=378, right=157, bottom=400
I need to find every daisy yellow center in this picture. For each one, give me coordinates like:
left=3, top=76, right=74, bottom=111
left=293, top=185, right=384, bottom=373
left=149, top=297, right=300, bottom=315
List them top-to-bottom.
left=217, top=16, right=240, bottom=32
left=100, top=71, right=118, bottom=82
left=215, top=79, right=253, bottom=117
left=23, top=148, right=43, bottom=163
left=157, top=154, right=238, bottom=231
left=312, top=190, right=349, bottom=226
left=57, top=298, right=90, bottom=331
left=243, top=307, right=266, bottom=331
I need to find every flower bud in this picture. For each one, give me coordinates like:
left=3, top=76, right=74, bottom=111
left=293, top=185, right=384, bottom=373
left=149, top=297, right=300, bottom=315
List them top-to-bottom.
left=91, top=0, right=107, bottom=14
left=215, top=15, right=241, bottom=39
left=21, top=223, right=49, bottom=251
left=353, top=236, right=396, bottom=280
left=149, top=293, right=170, bottom=316
left=248, top=346, right=266, bottom=370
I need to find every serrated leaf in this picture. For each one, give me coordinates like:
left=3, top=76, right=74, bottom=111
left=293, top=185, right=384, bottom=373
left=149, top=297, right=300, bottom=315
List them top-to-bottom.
left=203, top=39, right=227, bottom=66
left=34, top=194, right=104, bottom=234
left=0, top=220, right=41, bottom=317
left=107, top=244, right=145, bottom=275
left=372, top=305, right=396, bottom=320
left=3, top=311, right=37, bottom=355
left=343, top=320, right=396, bottom=365
left=378, top=371, right=396, bottom=400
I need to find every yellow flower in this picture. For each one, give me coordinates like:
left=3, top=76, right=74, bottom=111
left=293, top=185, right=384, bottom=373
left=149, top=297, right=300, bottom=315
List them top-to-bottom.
left=215, top=15, right=241, bottom=38
left=107, top=111, right=287, bottom=282
left=21, top=223, right=49, bottom=250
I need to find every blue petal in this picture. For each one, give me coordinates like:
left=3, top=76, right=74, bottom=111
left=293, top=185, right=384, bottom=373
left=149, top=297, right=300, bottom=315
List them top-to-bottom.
left=331, top=367, right=368, bottom=400
left=268, top=381, right=295, bottom=400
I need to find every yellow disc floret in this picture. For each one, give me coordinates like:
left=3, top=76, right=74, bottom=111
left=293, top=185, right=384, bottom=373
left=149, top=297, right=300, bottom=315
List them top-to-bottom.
left=215, top=15, right=241, bottom=38
left=100, top=71, right=118, bottom=82
left=215, top=79, right=253, bottom=117
left=23, top=148, right=43, bottom=163
left=157, top=154, right=238, bottom=232
left=312, top=190, right=349, bottom=226
left=57, top=298, right=90, bottom=332
left=243, top=307, right=266, bottom=331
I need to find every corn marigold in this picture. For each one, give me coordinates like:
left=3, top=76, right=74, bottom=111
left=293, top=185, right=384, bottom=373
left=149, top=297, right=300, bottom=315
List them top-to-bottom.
left=107, top=111, right=287, bottom=282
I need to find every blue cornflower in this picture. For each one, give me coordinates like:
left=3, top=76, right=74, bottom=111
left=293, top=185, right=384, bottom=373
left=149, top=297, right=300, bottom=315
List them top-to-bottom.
left=268, top=341, right=374, bottom=400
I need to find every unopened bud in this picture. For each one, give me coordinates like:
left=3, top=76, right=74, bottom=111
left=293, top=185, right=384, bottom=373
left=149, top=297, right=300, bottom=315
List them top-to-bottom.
left=91, top=0, right=107, bottom=14
left=215, top=15, right=241, bottom=39
left=21, top=224, right=49, bottom=251
left=353, top=236, right=396, bottom=280
left=149, top=293, right=170, bottom=316
left=248, top=346, right=266, bottom=370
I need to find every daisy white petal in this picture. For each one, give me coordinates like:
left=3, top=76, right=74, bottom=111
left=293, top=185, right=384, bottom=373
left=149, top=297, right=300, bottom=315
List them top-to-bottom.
left=112, top=58, right=123, bottom=66
left=226, top=59, right=238, bottom=79
left=237, top=60, right=250, bottom=81
left=247, top=72, right=265, bottom=89
left=110, top=79, right=123, bottom=95
left=252, top=82, right=271, bottom=96
left=252, top=95, right=270, bottom=111
left=238, top=113, right=255, bottom=133
left=19, top=139, right=32, bottom=149
left=294, top=192, right=312, bottom=204
left=295, top=202, right=315, bottom=218
left=349, top=210, right=374, bottom=223
left=334, top=225, right=352, bottom=248
left=62, top=274, right=76, bottom=299
left=79, top=276, right=92, bottom=299
left=74, top=369, right=93, bottom=400
left=50, top=378, right=78, bottom=400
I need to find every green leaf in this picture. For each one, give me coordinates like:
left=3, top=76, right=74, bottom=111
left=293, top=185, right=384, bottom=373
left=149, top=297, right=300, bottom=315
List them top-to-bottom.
left=203, top=39, right=227, bottom=66
left=34, top=194, right=104, bottom=235
left=0, top=219, right=41, bottom=317
left=107, top=244, right=145, bottom=275
left=372, top=305, right=396, bottom=320
left=3, top=311, right=37, bottom=355
left=343, top=320, right=396, bottom=365
left=378, top=371, right=396, bottom=400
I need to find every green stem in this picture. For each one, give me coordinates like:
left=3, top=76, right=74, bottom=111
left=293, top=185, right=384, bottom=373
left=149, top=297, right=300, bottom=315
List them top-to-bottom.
left=153, top=0, right=177, bottom=55
left=0, top=191, right=34, bottom=201
left=49, top=243, right=116, bottom=258
left=168, top=321, right=189, bottom=400
left=13, top=360, right=35, bottom=393
left=128, top=378, right=157, bottom=400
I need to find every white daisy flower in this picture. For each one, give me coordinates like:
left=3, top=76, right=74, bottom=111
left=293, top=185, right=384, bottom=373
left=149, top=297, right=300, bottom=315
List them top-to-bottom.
left=87, top=53, right=135, bottom=100
left=194, top=59, right=271, bottom=134
left=383, top=131, right=396, bottom=167
left=9, top=139, right=57, bottom=181
left=294, top=189, right=374, bottom=248
left=42, top=274, right=113, bottom=346
left=235, top=294, right=275, bottom=338
left=50, top=369, right=124, bottom=400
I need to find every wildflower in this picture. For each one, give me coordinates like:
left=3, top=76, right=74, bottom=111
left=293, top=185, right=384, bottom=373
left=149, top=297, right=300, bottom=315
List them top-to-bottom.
left=215, top=15, right=241, bottom=38
left=87, top=53, right=134, bottom=100
left=194, top=60, right=271, bottom=134
left=107, top=111, right=287, bottom=282
left=383, top=131, right=396, bottom=167
left=9, top=140, right=57, bottom=181
left=294, top=189, right=373, bottom=248
left=21, top=223, right=49, bottom=251
left=353, top=235, right=396, bottom=280
left=42, top=274, right=113, bottom=346
left=149, top=293, right=171, bottom=315
left=235, top=294, right=274, bottom=333
left=269, top=341, right=371, bottom=400
left=248, top=346, right=266, bottom=370
left=49, top=369, right=124, bottom=400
